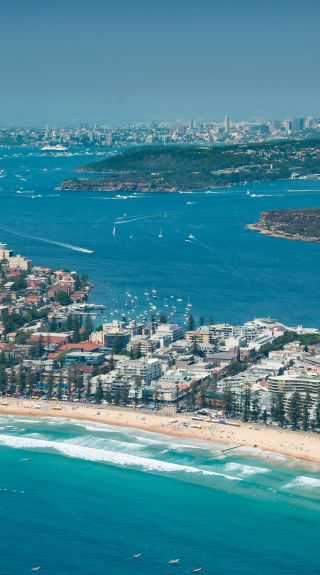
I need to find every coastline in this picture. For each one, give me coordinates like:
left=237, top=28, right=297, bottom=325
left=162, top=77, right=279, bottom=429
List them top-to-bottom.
left=246, top=223, right=320, bottom=243
left=1, top=399, right=320, bottom=466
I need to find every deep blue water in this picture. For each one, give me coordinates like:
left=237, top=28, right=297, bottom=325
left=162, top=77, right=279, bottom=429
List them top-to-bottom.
left=0, top=146, right=320, bottom=326
left=0, top=416, right=319, bottom=575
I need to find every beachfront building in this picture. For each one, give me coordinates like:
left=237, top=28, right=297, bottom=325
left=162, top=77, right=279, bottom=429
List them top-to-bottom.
left=116, top=358, right=162, bottom=384
left=268, top=373, right=320, bottom=399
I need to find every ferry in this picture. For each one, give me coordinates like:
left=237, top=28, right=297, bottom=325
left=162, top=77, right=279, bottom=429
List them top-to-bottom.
left=41, top=144, right=67, bottom=151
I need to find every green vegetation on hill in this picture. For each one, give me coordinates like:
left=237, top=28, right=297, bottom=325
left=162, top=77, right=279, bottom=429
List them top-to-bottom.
left=61, top=139, right=320, bottom=192
left=250, top=208, right=320, bottom=241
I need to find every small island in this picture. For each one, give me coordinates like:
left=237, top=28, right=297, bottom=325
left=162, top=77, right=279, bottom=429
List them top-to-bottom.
left=61, top=139, right=320, bottom=193
left=247, top=208, right=320, bottom=242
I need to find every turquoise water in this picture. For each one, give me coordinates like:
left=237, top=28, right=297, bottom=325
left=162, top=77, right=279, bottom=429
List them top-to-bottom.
left=0, top=146, right=320, bottom=326
left=0, top=415, right=319, bottom=574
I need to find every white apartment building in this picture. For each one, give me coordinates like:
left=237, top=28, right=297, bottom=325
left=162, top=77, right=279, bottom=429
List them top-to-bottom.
left=154, top=323, right=184, bottom=343
left=116, top=358, right=163, bottom=383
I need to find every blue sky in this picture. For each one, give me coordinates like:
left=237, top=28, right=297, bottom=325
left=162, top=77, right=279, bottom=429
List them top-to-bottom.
left=0, top=0, right=319, bottom=124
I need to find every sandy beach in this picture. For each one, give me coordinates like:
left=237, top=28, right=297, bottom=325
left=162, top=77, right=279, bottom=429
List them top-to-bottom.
left=0, top=398, right=320, bottom=465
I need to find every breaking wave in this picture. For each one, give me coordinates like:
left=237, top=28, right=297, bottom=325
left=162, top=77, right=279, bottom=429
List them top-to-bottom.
left=0, top=434, right=240, bottom=481
left=224, top=462, right=270, bottom=477
left=284, top=476, right=320, bottom=490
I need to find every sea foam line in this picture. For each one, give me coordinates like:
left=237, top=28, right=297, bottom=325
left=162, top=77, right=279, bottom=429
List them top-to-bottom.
left=0, top=435, right=240, bottom=480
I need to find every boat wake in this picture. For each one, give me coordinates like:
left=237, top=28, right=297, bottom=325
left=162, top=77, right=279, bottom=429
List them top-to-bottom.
left=114, top=212, right=165, bottom=225
left=0, top=227, right=94, bottom=254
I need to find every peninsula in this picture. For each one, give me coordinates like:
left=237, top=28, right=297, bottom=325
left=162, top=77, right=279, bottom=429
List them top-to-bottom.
left=60, top=139, right=320, bottom=193
left=248, top=208, right=320, bottom=242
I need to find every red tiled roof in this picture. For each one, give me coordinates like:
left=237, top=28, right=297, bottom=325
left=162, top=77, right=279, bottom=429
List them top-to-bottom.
left=59, top=342, right=100, bottom=352
left=47, top=352, right=60, bottom=360
left=78, top=366, right=92, bottom=373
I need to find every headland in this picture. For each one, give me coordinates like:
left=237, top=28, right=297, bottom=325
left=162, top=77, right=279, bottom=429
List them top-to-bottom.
left=60, top=139, right=320, bottom=193
left=248, top=208, right=320, bottom=242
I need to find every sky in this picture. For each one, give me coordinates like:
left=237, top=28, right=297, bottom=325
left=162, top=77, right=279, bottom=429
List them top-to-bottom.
left=0, top=0, right=319, bottom=125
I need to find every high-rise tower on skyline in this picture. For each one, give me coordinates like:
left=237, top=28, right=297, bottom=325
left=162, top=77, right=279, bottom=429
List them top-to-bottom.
left=224, top=115, right=231, bottom=133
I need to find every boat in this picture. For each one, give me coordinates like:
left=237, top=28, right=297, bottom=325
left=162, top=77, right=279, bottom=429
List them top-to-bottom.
left=41, top=144, right=67, bottom=151
left=112, top=226, right=116, bottom=236
left=158, top=228, right=163, bottom=239
left=188, top=234, right=195, bottom=240
left=132, top=553, right=142, bottom=559
left=168, top=559, right=180, bottom=564
left=31, top=568, right=41, bottom=572
left=192, top=569, right=203, bottom=573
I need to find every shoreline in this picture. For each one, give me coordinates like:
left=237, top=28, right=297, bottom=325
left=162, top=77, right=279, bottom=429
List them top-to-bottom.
left=246, top=223, right=320, bottom=243
left=0, top=400, right=320, bottom=466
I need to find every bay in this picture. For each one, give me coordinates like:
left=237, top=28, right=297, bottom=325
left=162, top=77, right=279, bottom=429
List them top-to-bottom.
left=0, top=145, right=319, bottom=326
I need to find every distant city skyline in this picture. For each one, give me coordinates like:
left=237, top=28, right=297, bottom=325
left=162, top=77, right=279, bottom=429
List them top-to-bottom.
left=1, top=0, right=319, bottom=124
left=0, top=113, right=318, bottom=129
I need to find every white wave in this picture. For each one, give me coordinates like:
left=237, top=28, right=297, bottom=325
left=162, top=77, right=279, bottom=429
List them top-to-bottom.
left=6, top=419, right=42, bottom=424
left=73, top=423, right=117, bottom=433
left=0, top=435, right=240, bottom=480
left=71, top=435, right=144, bottom=452
left=224, top=462, right=270, bottom=477
left=284, top=476, right=320, bottom=490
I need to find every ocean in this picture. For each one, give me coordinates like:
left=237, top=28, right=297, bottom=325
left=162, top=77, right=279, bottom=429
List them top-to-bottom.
left=0, top=146, right=320, bottom=327
left=0, top=415, right=319, bottom=574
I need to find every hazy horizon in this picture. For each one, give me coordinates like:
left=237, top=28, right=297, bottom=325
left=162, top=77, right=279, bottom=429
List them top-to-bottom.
left=1, top=0, right=319, bottom=124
